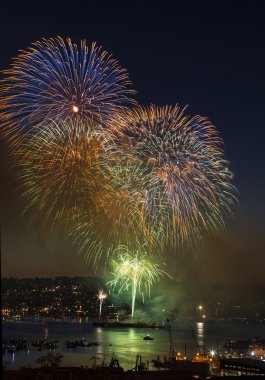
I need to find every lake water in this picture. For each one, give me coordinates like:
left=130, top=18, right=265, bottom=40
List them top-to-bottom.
left=2, top=319, right=264, bottom=370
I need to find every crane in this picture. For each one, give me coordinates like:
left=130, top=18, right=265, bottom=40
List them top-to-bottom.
left=166, top=318, right=175, bottom=361
left=191, top=326, right=202, bottom=354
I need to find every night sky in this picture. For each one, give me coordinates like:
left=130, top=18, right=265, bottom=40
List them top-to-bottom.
left=0, top=1, right=264, bottom=294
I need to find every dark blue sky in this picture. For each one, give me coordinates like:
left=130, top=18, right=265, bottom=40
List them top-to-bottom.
left=1, top=1, right=264, bottom=283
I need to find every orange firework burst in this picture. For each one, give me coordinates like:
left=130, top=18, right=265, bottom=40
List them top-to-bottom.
left=16, top=118, right=112, bottom=230
left=70, top=159, right=157, bottom=266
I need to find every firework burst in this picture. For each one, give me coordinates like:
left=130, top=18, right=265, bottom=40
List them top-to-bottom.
left=0, top=35, right=237, bottom=266
left=0, top=36, right=135, bottom=145
left=113, top=104, right=237, bottom=247
left=16, top=118, right=112, bottom=230
left=71, top=159, right=155, bottom=266
left=107, top=246, right=170, bottom=318
left=97, top=289, right=107, bottom=320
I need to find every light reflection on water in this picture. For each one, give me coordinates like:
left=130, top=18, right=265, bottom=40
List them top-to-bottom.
left=2, top=320, right=263, bottom=370
left=196, top=322, right=205, bottom=352
left=44, top=327, right=48, bottom=339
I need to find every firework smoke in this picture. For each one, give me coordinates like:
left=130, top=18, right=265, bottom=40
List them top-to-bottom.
left=107, top=246, right=170, bottom=317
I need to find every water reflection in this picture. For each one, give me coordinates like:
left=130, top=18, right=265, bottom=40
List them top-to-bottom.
left=3, top=319, right=263, bottom=370
left=196, top=322, right=205, bottom=353
left=44, top=327, right=49, bottom=339
left=95, top=327, right=103, bottom=336
left=4, top=348, right=8, bottom=366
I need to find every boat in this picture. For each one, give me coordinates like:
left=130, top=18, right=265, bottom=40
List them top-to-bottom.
left=143, top=335, right=154, bottom=341
left=224, top=336, right=265, bottom=351
left=2, top=339, right=28, bottom=354
left=31, top=339, right=57, bottom=349
left=65, top=339, right=98, bottom=348
left=65, top=340, right=77, bottom=348
left=152, top=355, right=210, bottom=377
